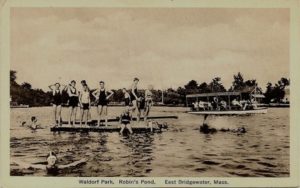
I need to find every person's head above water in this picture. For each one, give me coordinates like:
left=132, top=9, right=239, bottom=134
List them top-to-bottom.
left=31, top=116, right=37, bottom=123
left=46, top=151, right=57, bottom=167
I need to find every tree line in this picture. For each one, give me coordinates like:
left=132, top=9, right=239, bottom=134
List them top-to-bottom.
left=10, top=70, right=289, bottom=107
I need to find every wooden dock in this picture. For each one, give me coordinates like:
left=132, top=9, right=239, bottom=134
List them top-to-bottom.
left=60, top=115, right=178, bottom=125
left=50, top=125, right=164, bottom=133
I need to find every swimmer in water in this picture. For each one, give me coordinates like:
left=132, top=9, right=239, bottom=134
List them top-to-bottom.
left=21, top=116, right=43, bottom=130
left=147, top=120, right=168, bottom=132
left=200, top=123, right=246, bottom=134
left=11, top=151, right=88, bottom=175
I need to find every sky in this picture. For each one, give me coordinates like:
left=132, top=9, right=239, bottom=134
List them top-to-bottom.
left=11, top=8, right=289, bottom=91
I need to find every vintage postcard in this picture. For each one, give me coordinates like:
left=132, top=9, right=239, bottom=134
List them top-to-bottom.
left=0, top=0, right=299, bottom=187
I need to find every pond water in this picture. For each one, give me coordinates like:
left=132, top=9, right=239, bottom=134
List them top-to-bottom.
left=10, top=107, right=289, bottom=177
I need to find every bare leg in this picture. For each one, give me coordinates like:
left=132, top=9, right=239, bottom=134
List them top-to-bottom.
left=130, top=100, right=137, bottom=115
left=132, top=100, right=140, bottom=123
left=53, top=105, right=57, bottom=126
left=57, top=105, right=62, bottom=126
left=97, top=105, right=100, bottom=126
left=144, top=105, right=151, bottom=123
left=98, top=106, right=103, bottom=126
left=103, top=106, right=108, bottom=127
left=68, top=107, right=73, bottom=126
left=73, top=107, right=77, bottom=126
left=80, top=108, right=84, bottom=127
left=84, top=110, right=88, bottom=126
left=120, top=124, right=125, bottom=134
left=126, top=124, right=133, bottom=134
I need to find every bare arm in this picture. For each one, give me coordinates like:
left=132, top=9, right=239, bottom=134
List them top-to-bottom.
left=48, top=84, right=54, bottom=91
left=61, top=84, right=67, bottom=92
left=92, top=89, right=99, bottom=99
left=106, top=90, right=114, bottom=100
left=78, top=93, right=83, bottom=106
left=58, top=158, right=88, bottom=169
left=11, top=160, right=46, bottom=170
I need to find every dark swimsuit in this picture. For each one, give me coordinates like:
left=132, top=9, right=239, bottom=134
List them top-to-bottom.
left=68, top=88, right=79, bottom=108
left=130, top=88, right=138, bottom=101
left=98, top=89, right=108, bottom=106
left=52, top=90, right=62, bottom=106
left=139, top=97, right=146, bottom=110
left=124, top=98, right=130, bottom=106
left=121, top=114, right=131, bottom=125
left=46, top=165, right=59, bottom=176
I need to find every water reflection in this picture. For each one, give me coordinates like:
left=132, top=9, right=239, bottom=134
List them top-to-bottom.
left=120, top=133, right=155, bottom=177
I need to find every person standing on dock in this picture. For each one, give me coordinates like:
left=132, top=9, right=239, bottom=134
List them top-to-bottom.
left=129, top=77, right=141, bottom=123
left=66, top=80, right=79, bottom=126
left=80, top=80, right=91, bottom=120
left=92, top=81, right=114, bottom=127
left=48, top=83, right=67, bottom=126
left=79, top=83, right=91, bottom=127
left=144, top=85, right=153, bottom=122
left=122, top=88, right=131, bottom=108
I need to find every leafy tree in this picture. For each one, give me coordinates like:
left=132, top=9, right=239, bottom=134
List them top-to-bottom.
left=10, top=70, right=17, bottom=84
left=232, top=72, right=245, bottom=91
left=209, top=77, right=226, bottom=92
left=264, top=78, right=290, bottom=103
left=184, top=80, right=199, bottom=94
left=21, top=82, right=32, bottom=90
left=198, top=82, right=211, bottom=93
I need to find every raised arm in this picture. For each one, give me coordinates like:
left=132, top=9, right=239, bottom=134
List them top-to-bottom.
left=48, top=84, right=55, bottom=91
left=61, top=84, right=68, bottom=92
left=92, top=89, right=99, bottom=99
left=106, top=90, right=114, bottom=100
left=58, top=158, right=88, bottom=169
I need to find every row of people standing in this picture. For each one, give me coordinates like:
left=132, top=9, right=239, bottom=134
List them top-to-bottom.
left=48, top=77, right=153, bottom=127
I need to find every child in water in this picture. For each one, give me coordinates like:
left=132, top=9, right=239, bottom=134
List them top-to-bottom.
left=119, top=107, right=133, bottom=135
left=21, top=116, right=43, bottom=130
left=11, top=151, right=88, bottom=175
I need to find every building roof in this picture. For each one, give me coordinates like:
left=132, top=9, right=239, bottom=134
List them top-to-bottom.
left=186, top=92, right=240, bottom=98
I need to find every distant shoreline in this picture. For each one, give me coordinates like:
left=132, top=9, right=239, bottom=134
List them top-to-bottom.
left=10, top=104, right=289, bottom=109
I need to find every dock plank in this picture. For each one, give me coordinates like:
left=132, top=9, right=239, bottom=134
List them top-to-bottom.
left=60, top=115, right=178, bottom=125
left=50, top=125, right=163, bottom=133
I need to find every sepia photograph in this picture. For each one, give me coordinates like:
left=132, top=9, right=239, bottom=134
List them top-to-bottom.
left=1, top=0, right=299, bottom=187
left=9, top=7, right=291, bottom=178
